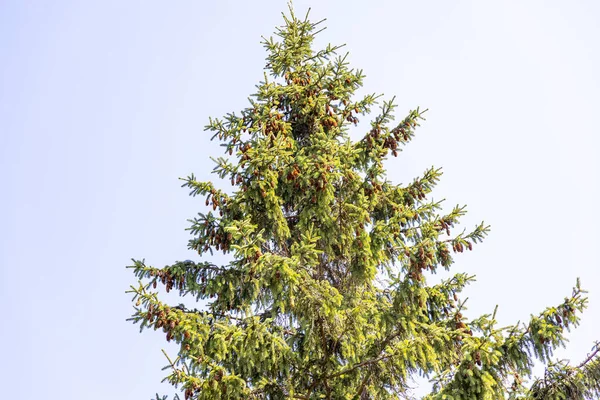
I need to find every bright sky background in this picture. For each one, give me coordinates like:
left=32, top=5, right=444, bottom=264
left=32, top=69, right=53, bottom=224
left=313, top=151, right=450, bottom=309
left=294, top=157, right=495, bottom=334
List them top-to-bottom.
left=1, top=1, right=598, bottom=398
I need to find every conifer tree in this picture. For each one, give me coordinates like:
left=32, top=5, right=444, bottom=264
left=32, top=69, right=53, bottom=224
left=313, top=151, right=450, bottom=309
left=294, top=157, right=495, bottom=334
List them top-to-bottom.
left=128, top=7, right=599, bottom=399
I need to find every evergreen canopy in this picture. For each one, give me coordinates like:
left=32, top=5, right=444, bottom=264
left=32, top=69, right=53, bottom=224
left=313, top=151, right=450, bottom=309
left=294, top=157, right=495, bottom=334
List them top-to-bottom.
left=128, top=7, right=599, bottom=399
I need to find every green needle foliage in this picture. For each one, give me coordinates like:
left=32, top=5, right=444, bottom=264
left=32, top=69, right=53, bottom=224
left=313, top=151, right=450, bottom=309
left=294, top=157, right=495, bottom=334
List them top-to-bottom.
left=128, top=7, right=599, bottom=400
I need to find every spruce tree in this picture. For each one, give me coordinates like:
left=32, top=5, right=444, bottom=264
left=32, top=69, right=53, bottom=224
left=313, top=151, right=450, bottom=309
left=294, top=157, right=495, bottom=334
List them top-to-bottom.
left=128, top=7, right=599, bottom=399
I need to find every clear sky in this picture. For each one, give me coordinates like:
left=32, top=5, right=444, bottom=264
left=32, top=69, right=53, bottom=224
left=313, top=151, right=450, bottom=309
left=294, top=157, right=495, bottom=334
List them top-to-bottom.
left=1, top=0, right=598, bottom=398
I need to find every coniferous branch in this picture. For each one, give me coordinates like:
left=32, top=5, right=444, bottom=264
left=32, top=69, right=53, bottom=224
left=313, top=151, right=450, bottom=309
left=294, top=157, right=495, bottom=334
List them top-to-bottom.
left=524, top=342, right=600, bottom=399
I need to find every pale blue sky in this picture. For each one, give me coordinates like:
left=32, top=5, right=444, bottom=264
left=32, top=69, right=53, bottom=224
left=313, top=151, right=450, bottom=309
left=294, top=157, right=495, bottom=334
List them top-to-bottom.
left=1, top=1, right=598, bottom=398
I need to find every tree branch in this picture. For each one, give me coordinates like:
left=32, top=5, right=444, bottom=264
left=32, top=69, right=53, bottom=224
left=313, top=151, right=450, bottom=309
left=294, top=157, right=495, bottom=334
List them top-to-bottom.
left=577, top=343, right=600, bottom=369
